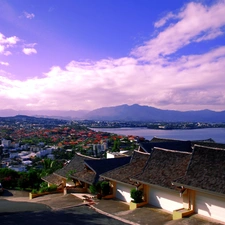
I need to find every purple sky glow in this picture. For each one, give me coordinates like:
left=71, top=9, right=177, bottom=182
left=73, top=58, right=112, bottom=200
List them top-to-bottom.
left=0, top=0, right=225, bottom=111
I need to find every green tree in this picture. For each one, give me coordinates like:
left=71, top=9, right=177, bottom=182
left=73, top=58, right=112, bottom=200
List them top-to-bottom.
left=112, top=139, right=120, bottom=152
left=41, top=159, right=63, bottom=177
left=0, top=168, right=19, bottom=189
left=130, top=188, right=143, bottom=203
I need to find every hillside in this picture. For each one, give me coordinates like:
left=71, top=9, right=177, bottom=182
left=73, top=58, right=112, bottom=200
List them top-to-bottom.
left=0, top=104, right=225, bottom=122
left=84, top=104, right=225, bottom=122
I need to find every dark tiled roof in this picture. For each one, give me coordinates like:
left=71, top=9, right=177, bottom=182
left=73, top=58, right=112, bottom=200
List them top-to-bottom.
left=150, top=137, right=181, bottom=142
left=191, top=140, right=225, bottom=149
left=139, top=141, right=192, bottom=153
left=174, top=145, right=225, bottom=195
left=133, top=148, right=191, bottom=189
left=100, top=151, right=150, bottom=186
left=54, top=153, right=98, bottom=178
left=71, top=156, right=131, bottom=184
left=85, top=157, right=131, bottom=175
left=71, top=169, right=96, bottom=184
left=42, top=173, right=62, bottom=186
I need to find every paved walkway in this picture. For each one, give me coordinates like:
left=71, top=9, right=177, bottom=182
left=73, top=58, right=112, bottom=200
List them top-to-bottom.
left=1, top=190, right=225, bottom=225
left=72, top=193, right=225, bottom=225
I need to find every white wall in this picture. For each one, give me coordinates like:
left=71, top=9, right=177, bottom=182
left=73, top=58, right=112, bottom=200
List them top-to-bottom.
left=116, top=183, right=133, bottom=203
left=148, top=186, right=183, bottom=212
left=195, top=191, right=225, bottom=222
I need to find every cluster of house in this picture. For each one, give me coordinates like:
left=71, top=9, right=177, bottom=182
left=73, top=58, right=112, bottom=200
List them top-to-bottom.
left=42, top=137, right=225, bottom=223
left=0, top=139, right=56, bottom=171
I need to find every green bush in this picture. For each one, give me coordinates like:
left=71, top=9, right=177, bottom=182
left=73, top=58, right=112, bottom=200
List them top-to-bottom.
left=0, top=168, right=19, bottom=189
left=100, top=181, right=110, bottom=196
left=38, top=184, right=57, bottom=193
left=48, top=184, right=57, bottom=192
left=89, top=184, right=97, bottom=194
left=39, top=186, right=49, bottom=193
left=130, top=188, right=143, bottom=203
left=31, top=189, right=38, bottom=194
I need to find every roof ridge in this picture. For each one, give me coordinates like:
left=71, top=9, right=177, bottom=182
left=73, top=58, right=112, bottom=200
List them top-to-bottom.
left=152, top=136, right=187, bottom=142
left=194, top=144, right=225, bottom=151
left=153, top=147, right=192, bottom=154
left=133, top=149, right=150, bottom=155
left=76, top=152, right=100, bottom=159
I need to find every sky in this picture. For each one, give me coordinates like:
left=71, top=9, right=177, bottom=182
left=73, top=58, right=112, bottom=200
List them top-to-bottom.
left=0, top=0, right=225, bottom=112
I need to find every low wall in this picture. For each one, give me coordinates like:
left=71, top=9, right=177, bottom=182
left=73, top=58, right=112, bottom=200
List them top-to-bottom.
left=66, top=187, right=87, bottom=193
left=29, top=189, right=63, bottom=199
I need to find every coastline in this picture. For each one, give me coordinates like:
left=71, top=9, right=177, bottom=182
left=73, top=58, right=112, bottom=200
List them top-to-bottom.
left=90, top=127, right=225, bottom=144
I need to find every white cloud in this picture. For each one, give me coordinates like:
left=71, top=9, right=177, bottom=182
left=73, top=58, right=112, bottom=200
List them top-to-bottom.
left=0, top=1, right=225, bottom=111
left=132, top=1, right=225, bottom=61
left=23, top=11, right=35, bottom=19
left=154, top=12, right=177, bottom=28
left=194, top=29, right=223, bottom=42
left=0, top=32, right=19, bottom=55
left=0, top=33, right=19, bottom=45
left=1, top=43, right=225, bottom=111
left=25, top=43, right=37, bottom=48
left=0, top=45, right=4, bottom=53
left=22, top=48, right=37, bottom=55
left=3, top=51, right=11, bottom=56
left=0, top=61, right=9, bottom=66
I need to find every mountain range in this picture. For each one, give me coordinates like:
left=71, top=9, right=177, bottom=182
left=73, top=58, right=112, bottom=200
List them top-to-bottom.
left=0, top=104, right=225, bottom=122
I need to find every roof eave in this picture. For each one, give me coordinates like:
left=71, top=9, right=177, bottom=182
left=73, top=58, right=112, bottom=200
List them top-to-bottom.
left=100, top=175, right=136, bottom=187
left=131, top=178, right=177, bottom=191
left=172, top=181, right=225, bottom=198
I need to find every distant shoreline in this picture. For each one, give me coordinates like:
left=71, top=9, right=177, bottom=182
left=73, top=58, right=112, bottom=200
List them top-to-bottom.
left=91, top=127, right=225, bottom=144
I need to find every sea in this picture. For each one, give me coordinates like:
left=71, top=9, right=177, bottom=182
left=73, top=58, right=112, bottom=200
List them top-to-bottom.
left=91, top=127, right=225, bottom=144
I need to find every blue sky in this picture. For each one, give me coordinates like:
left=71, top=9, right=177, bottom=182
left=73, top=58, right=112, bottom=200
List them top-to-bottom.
left=0, top=0, right=225, bottom=111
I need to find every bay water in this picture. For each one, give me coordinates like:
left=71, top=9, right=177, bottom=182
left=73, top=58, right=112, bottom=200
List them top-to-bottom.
left=91, top=127, right=225, bottom=144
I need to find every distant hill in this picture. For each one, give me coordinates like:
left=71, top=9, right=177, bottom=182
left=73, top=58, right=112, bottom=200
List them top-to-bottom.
left=0, top=104, right=225, bottom=122
left=84, top=104, right=225, bottom=122
left=0, top=109, right=89, bottom=120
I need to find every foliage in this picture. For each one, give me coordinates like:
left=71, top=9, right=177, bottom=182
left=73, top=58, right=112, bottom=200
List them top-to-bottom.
left=112, top=139, right=120, bottom=152
left=53, top=149, right=75, bottom=160
left=40, top=159, right=63, bottom=177
left=0, top=168, right=19, bottom=189
left=0, top=168, right=43, bottom=190
left=17, top=173, right=29, bottom=189
left=90, top=181, right=110, bottom=196
left=100, top=181, right=110, bottom=196
left=39, top=183, right=57, bottom=193
left=47, top=184, right=57, bottom=192
left=89, top=184, right=97, bottom=194
left=39, top=186, right=49, bottom=193
left=130, top=188, right=143, bottom=203
left=31, top=189, right=38, bottom=194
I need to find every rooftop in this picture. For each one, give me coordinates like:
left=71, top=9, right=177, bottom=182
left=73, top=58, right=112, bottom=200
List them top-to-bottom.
left=139, top=141, right=192, bottom=153
left=174, top=145, right=225, bottom=195
left=133, top=147, right=192, bottom=189
left=100, top=151, right=150, bottom=186
left=54, top=153, right=98, bottom=179
left=71, top=156, right=131, bottom=184
left=42, top=173, right=62, bottom=186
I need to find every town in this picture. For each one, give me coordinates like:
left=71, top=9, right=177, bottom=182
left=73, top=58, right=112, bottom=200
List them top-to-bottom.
left=0, top=115, right=139, bottom=172
left=1, top=115, right=225, bottom=224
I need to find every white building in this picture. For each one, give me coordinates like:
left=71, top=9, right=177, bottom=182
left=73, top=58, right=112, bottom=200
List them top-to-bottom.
left=1, top=139, right=11, bottom=148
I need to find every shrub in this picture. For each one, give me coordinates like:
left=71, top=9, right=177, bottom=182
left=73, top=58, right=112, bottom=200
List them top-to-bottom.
left=100, top=181, right=110, bottom=196
left=40, top=182, right=48, bottom=188
left=38, top=184, right=57, bottom=193
left=48, top=184, right=57, bottom=192
left=89, top=184, right=97, bottom=194
left=39, top=186, right=49, bottom=193
left=130, top=188, right=143, bottom=203
left=31, top=189, right=38, bottom=194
